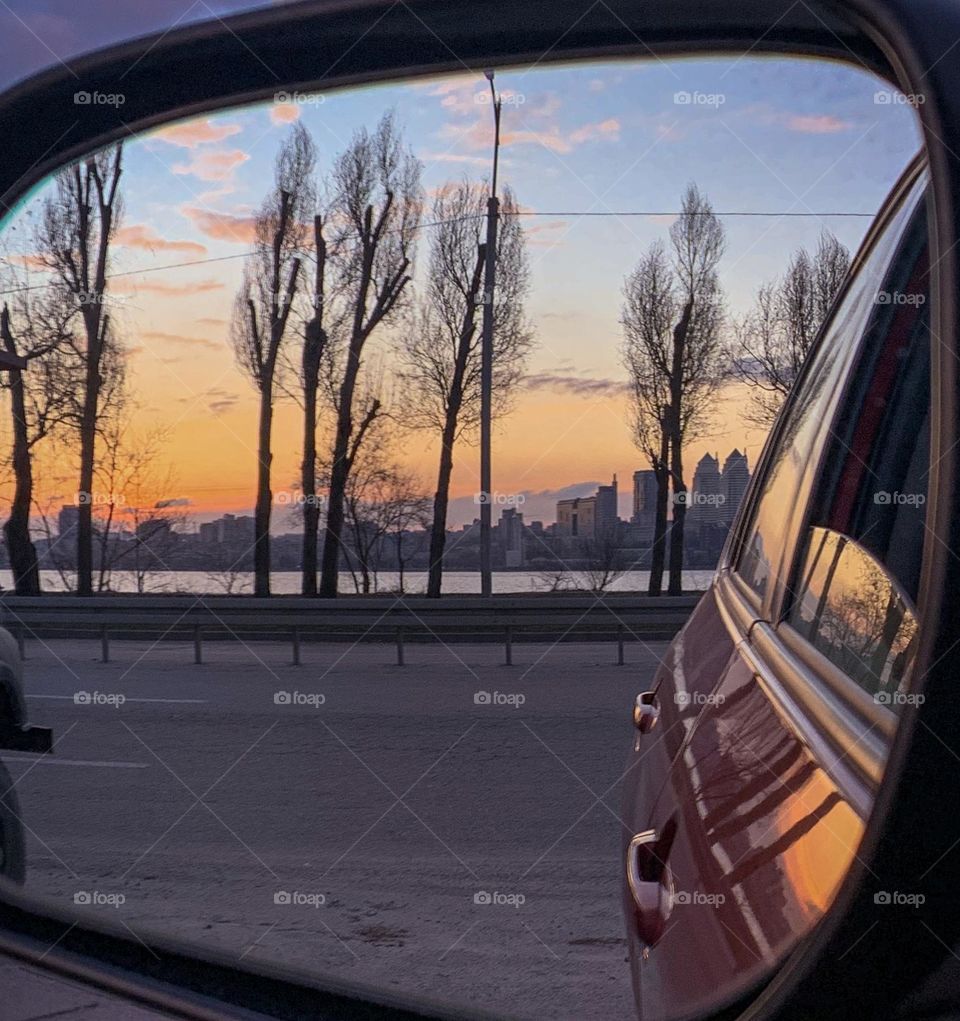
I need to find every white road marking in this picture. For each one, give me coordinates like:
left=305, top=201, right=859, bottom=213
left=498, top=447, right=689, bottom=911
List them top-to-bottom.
left=25, top=695, right=207, bottom=704
left=3, top=755, right=148, bottom=769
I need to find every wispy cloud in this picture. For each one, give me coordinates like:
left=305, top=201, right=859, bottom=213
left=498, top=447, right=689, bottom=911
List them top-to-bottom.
left=270, top=103, right=301, bottom=125
left=786, top=113, right=852, bottom=134
left=441, top=117, right=620, bottom=155
left=151, top=119, right=243, bottom=149
left=173, top=149, right=249, bottom=182
left=420, top=151, right=492, bottom=167
left=180, top=206, right=258, bottom=244
left=114, top=224, right=207, bottom=257
left=114, top=278, right=225, bottom=297
left=141, top=330, right=223, bottom=351
left=524, top=373, right=628, bottom=397
left=176, top=385, right=242, bottom=415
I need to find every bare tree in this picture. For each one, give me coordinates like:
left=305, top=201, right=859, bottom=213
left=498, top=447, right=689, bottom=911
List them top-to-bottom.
left=318, top=112, right=423, bottom=597
left=232, top=124, right=315, bottom=595
left=37, top=145, right=124, bottom=595
left=400, top=180, right=532, bottom=597
left=622, top=184, right=726, bottom=596
left=666, top=184, right=726, bottom=594
left=734, top=230, right=849, bottom=426
left=622, top=242, right=675, bottom=595
left=0, top=263, right=78, bottom=593
left=92, top=418, right=184, bottom=593
left=381, top=472, right=431, bottom=594
left=581, top=530, right=626, bottom=593
left=204, top=551, right=251, bottom=595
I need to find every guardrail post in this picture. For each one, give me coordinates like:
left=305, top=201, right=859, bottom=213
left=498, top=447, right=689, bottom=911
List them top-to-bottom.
left=194, top=624, right=203, bottom=665
left=101, top=625, right=110, bottom=664
left=396, top=625, right=404, bottom=667
left=505, top=625, right=512, bottom=666
left=617, top=625, right=624, bottom=666
left=292, top=627, right=301, bottom=666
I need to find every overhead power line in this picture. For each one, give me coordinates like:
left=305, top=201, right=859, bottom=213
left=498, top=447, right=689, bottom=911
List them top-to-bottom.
left=0, top=208, right=874, bottom=297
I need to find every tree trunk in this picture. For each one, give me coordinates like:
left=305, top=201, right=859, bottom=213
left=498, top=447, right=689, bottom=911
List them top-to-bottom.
left=301, top=217, right=326, bottom=597
left=426, top=245, right=484, bottom=599
left=319, top=283, right=368, bottom=597
left=667, top=300, right=693, bottom=596
left=1, top=311, right=40, bottom=595
left=301, top=343, right=320, bottom=596
left=76, top=353, right=99, bottom=596
left=253, top=375, right=274, bottom=597
left=319, top=415, right=353, bottom=597
left=427, top=420, right=458, bottom=598
left=668, top=429, right=685, bottom=596
left=648, top=432, right=669, bottom=597
left=96, top=501, right=115, bottom=592
left=396, top=534, right=406, bottom=594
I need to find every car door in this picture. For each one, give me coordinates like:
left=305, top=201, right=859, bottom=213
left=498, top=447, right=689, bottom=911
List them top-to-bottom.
left=622, top=159, right=930, bottom=1020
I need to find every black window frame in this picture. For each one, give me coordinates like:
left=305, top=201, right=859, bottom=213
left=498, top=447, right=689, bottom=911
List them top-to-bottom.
left=1, top=2, right=960, bottom=1021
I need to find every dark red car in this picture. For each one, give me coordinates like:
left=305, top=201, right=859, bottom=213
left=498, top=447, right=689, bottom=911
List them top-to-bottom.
left=623, top=153, right=933, bottom=1018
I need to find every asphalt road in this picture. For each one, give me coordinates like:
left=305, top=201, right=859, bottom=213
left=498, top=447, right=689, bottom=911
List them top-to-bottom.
left=4, top=637, right=668, bottom=1020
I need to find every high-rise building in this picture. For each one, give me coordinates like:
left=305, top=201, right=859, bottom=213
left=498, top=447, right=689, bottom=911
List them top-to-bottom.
left=721, top=449, right=751, bottom=525
left=688, top=453, right=723, bottom=533
left=632, top=470, right=657, bottom=524
left=596, top=475, right=618, bottom=538
left=556, top=476, right=619, bottom=541
left=556, top=496, right=596, bottom=538
left=498, top=508, right=524, bottom=567
left=217, top=514, right=255, bottom=544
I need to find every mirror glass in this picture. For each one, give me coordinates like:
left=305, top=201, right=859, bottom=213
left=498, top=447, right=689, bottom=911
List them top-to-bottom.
left=0, top=53, right=923, bottom=1020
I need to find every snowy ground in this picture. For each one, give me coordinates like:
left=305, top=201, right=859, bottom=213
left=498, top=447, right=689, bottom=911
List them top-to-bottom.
left=5, top=637, right=669, bottom=1020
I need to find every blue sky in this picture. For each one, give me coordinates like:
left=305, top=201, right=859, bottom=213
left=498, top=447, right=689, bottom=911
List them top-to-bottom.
left=5, top=54, right=925, bottom=525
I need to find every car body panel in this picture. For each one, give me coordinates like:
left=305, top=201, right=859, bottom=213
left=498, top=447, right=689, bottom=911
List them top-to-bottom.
left=623, top=163, right=930, bottom=1020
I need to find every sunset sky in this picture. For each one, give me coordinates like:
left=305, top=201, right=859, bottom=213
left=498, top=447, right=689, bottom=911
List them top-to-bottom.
left=0, top=52, right=922, bottom=528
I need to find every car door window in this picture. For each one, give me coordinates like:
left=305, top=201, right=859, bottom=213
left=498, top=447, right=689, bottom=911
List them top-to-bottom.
left=736, top=178, right=926, bottom=610
left=785, top=201, right=929, bottom=705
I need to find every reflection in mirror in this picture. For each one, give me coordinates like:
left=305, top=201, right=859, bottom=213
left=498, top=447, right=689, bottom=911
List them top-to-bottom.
left=0, top=51, right=923, bottom=1021
left=789, top=527, right=919, bottom=702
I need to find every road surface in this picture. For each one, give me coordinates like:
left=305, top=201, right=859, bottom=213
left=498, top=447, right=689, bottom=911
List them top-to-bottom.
left=5, top=637, right=669, bottom=1020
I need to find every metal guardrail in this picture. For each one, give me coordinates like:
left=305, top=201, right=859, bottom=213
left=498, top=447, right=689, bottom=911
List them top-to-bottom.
left=0, top=593, right=702, bottom=666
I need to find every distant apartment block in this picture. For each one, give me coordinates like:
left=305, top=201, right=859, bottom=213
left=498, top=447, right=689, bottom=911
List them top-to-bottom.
left=556, top=476, right=619, bottom=541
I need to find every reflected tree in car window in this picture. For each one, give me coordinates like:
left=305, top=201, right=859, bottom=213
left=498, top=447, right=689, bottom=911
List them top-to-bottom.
left=737, top=184, right=926, bottom=608
left=790, top=528, right=918, bottom=701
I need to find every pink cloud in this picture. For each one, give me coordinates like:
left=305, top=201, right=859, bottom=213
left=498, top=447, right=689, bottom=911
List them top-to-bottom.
left=270, top=103, right=301, bottom=125
left=786, top=114, right=852, bottom=134
left=442, top=116, right=620, bottom=156
left=567, top=118, right=620, bottom=145
left=152, top=119, right=243, bottom=149
left=501, top=128, right=573, bottom=153
left=173, top=149, right=249, bottom=182
left=420, top=152, right=492, bottom=167
left=180, top=206, right=258, bottom=244
left=114, top=224, right=207, bottom=257
left=113, top=277, right=225, bottom=297
left=141, top=330, right=223, bottom=350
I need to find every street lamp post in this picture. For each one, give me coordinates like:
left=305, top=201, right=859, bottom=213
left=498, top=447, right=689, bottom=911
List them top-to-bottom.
left=480, top=69, right=501, bottom=598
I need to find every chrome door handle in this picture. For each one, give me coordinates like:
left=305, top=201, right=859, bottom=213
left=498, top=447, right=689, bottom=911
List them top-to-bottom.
left=633, top=691, right=661, bottom=733
left=626, top=825, right=675, bottom=947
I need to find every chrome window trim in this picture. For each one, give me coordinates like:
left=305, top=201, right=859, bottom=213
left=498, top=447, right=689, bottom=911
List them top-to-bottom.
left=714, top=569, right=762, bottom=644
left=744, top=621, right=888, bottom=817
